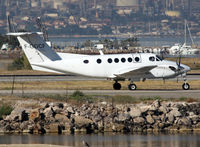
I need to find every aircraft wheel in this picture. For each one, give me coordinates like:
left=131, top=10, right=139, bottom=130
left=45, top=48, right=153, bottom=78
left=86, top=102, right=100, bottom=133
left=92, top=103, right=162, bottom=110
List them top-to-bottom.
left=113, top=82, right=121, bottom=90
left=182, top=83, right=190, bottom=90
left=128, top=84, right=137, bottom=90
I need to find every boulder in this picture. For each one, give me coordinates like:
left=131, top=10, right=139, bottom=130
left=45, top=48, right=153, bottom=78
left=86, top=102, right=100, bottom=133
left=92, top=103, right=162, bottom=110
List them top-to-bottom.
left=151, top=100, right=161, bottom=108
left=159, top=105, right=169, bottom=114
left=66, top=106, right=75, bottom=114
left=43, top=107, right=54, bottom=118
left=129, top=107, right=142, bottom=118
left=5, top=108, right=24, bottom=121
left=169, top=108, right=182, bottom=117
left=29, top=109, right=40, bottom=121
left=115, top=113, right=130, bottom=122
left=166, top=113, right=174, bottom=124
left=55, top=114, right=70, bottom=122
left=146, top=115, right=155, bottom=125
left=74, top=116, right=93, bottom=128
left=133, top=117, right=145, bottom=125
left=177, top=117, right=192, bottom=126
left=47, top=123, right=59, bottom=133
left=112, top=123, right=124, bottom=132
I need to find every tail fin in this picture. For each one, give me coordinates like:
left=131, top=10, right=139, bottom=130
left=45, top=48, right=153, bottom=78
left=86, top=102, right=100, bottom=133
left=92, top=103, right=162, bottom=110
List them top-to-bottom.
left=7, top=32, right=61, bottom=65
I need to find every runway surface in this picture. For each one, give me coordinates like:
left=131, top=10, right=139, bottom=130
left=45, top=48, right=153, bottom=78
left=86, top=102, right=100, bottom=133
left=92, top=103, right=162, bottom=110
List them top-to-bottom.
left=0, top=74, right=199, bottom=98
left=3, top=89, right=200, bottom=98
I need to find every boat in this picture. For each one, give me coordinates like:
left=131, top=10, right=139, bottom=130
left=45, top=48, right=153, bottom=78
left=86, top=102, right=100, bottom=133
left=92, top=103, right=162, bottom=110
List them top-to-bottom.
left=168, top=20, right=200, bottom=55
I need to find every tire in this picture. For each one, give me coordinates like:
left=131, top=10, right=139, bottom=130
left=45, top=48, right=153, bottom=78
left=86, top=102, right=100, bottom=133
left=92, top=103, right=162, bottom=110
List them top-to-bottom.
left=113, top=82, right=121, bottom=90
left=182, top=83, right=190, bottom=90
left=128, top=84, right=137, bottom=90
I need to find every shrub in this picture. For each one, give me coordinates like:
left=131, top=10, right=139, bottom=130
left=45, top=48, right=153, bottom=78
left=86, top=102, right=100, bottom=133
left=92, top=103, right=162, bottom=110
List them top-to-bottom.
left=70, top=90, right=93, bottom=103
left=0, top=104, right=13, bottom=119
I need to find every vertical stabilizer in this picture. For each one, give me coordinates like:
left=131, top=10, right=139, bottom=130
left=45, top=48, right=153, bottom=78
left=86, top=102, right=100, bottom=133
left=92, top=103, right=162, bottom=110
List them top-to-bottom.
left=8, top=32, right=61, bottom=64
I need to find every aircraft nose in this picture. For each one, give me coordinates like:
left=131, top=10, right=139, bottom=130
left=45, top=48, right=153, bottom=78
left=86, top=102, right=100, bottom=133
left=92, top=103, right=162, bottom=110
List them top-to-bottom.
left=181, top=64, right=190, bottom=72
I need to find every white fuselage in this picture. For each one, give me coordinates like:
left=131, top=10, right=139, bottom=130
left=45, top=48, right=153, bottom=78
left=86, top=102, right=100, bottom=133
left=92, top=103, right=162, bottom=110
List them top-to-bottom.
left=33, top=53, right=190, bottom=80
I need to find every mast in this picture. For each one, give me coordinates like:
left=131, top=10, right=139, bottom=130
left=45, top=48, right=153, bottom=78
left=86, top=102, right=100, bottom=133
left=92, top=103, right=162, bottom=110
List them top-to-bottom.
left=184, top=19, right=186, bottom=45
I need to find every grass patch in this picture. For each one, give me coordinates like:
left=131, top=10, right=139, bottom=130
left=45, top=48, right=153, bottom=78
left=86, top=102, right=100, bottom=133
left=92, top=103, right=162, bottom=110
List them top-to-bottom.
left=69, top=90, right=94, bottom=103
left=108, top=95, right=138, bottom=104
left=0, top=104, right=13, bottom=119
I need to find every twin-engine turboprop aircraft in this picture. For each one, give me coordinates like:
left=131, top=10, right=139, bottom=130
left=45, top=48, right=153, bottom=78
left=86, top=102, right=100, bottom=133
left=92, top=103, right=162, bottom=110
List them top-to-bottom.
left=8, top=32, right=191, bottom=90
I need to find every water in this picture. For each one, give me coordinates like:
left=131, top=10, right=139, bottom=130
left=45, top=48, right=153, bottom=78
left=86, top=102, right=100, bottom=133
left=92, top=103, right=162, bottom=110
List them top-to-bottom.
left=49, top=36, right=200, bottom=48
left=1, top=133, right=200, bottom=147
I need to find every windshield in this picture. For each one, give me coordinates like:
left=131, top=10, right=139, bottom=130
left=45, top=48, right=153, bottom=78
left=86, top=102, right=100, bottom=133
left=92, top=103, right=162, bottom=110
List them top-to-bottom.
left=156, top=55, right=163, bottom=61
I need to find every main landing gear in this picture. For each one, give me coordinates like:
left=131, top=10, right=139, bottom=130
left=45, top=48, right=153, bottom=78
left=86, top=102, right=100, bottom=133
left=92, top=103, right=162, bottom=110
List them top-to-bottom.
left=113, top=81, right=137, bottom=90
left=113, top=81, right=121, bottom=90
left=128, top=83, right=137, bottom=90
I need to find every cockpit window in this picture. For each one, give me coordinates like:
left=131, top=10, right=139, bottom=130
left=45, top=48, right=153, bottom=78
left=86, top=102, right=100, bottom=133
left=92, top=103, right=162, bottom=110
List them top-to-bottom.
left=156, top=55, right=163, bottom=61
left=149, top=56, right=155, bottom=61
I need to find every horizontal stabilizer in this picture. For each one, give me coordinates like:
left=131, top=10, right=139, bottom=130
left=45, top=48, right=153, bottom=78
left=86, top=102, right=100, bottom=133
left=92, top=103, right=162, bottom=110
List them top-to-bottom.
left=7, top=32, right=43, bottom=36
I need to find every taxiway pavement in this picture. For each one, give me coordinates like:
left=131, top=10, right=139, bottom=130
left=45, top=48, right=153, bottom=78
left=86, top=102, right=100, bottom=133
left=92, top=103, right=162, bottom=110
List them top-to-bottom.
left=2, top=89, right=200, bottom=99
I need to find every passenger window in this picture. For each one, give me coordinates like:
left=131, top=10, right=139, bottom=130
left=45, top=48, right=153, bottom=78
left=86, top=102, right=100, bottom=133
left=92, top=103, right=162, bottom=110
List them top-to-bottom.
left=149, top=56, right=155, bottom=61
left=128, top=57, right=132, bottom=62
left=135, top=57, right=140, bottom=62
left=108, top=58, right=112, bottom=63
left=114, top=58, right=119, bottom=63
left=121, top=58, right=126, bottom=63
left=97, top=59, right=102, bottom=64
left=83, top=60, right=89, bottom=64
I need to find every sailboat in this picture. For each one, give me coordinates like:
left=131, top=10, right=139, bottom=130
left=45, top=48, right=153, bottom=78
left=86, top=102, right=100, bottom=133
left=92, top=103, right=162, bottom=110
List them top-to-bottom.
left=168, top=20, right=199, bottom=55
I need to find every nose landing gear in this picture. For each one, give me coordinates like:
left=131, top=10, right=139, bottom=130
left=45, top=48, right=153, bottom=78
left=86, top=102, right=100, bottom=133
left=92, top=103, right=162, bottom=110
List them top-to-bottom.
left=182, top=78, right=190, bottom=90
left=182, top=83, right=190, bottom=90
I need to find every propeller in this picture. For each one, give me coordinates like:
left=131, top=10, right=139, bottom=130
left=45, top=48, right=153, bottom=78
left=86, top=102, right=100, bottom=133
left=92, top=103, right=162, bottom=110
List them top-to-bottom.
left=169, top=55, right=184, bottom=76
left=175, top=55, right=185, bottom=76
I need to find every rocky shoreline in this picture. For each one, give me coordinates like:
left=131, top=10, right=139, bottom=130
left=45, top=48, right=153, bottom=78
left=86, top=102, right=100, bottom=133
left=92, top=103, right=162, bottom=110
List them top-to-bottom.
left=1, top=99, right=200, bottom=134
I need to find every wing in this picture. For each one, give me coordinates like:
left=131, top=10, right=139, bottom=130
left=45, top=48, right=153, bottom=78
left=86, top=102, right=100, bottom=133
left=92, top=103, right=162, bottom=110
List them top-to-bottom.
left=115, top=66, right=157, bottom=79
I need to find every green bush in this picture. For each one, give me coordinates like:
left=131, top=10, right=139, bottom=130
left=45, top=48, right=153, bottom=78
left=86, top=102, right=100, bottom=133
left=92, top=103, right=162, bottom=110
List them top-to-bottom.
left=8, top=54, right=31, bottom=70
left=70, top=90, right=93, bottom=103
left=0, top=104, right=13, bottom=119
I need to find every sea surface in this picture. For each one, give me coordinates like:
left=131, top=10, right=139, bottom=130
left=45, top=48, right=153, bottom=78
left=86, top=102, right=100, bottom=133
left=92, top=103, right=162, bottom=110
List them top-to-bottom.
left=49, top=36, right=200, bottom=48
left=0, top=133, right=200, bottom=147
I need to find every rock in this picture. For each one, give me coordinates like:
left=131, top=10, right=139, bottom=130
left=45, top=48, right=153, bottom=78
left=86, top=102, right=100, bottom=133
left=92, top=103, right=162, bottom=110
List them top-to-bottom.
left=148, top=100, right=161, bottom=112
left=152, top=100, right=161, bottom=108
left=159, top=105, right=169, bottom=114
left=53, top=106, right=63, bottom=114
left=67, top=106, right=75, bottom=114
left=5, top=107, right=24, bottom=121
left=43, top=107, right=54, bottom=118
left=129, top=107, right=142, bottom=118
left=169, top=108, right=182, bottom=117
left=29, top=109, right=40, bottom=121
left=115, top=113, right=130, bottom=122
left=166, top=113, right=174, bottom=124
left=55, top=114, right=70, bottom=122
left=92, top=115, right=102, bottom=122
left=146, top=115, right=155, bottom=124
left=189, top=115, right=199, bottom=125
left=74, top=116, right=93, bottom=128
left=133, top=117, right=145, bottom=125
left=177, top=117, right=192, bottom=126
left=20, top=121, right=29, bottom=130
left=47, top=123, right=59, bottom=133
left=112, top=123, right=124, bottom=132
